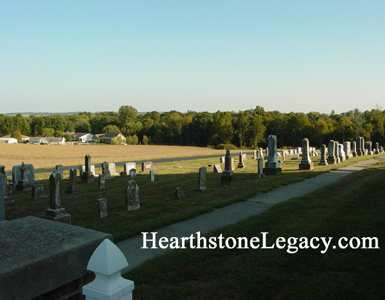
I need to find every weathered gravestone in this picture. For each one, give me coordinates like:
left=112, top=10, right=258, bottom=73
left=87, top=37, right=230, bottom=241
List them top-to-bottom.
left=263, top=135, right=281, bottom=175
left=356, top=137, right=364, bottom=156
left=299, top=138, right=314, bottom=170
left=327, top=140, right=337, bottom=164
left=334, top=141, right=341, bottom=163
left=344, top=141, right=353, bottom=159
left=352, top=141, right=357, bottom=157
left=366, top=141, right=373, bottom=155
left=375, top=142, right=380, bottom=154
left=319, top=144, right=328, bottom=165
left=337, top=144, right=345, bottom=162
left=220, top=148, right=236, bottom=185
left=252, top=150, right=257, bottom=159
left=237, top=152, right=245, bottom=168
left=81, top=155, right=95, bottom=183
left=220, top=156, right=225, bottom=163
left=258, top=157, right=265, bottom=178
left=142, top=161, right=153, bottom=172
left=12, top=162, right=38, bottom=187
left=16, top=162, right=32, bottom=191
left=101, top=162, right=113, bottom=180
left=121, top=162, right=136, bottom=177
left=108, top=163, right=119, bottom=176
left=213, top=164, right=222, bottom=173
left=55, top=165, right=63, bottom=179
left=79, top=165, right=96, bottom=177
left=0, top=166, right=12, bottom=202
left=194, top=167, right=209, bottom=192
left=65, top=169, right=80, bottom=194
left=129, top=169, right=136, bottom=181
left=150, top=170, right=155, bottom=182
left=42, top=171, right=71, bottom=224
left=0, top=173, right=5, bottom=221
left=98, top=174, right=105, bottom=190
left=125, top=180, right=140, bottom=211
left=32, top=184, right=45, bottom=200
left=174, top=187, right=185, bottom=199
left=98, top=198, right=108, bottom=218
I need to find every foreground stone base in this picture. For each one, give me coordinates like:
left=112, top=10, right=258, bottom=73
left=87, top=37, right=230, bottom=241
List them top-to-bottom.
left=339, top=156, right=346, bottom=162
left=327, top=157, right=337, bottom=164
left=319, top=161, right=328, bottom=166
left=299, top=162, right=314, bottom=170
left=263, top=168, right=282, bottom=175
left=81, top=173, right=94, bottom=183
left=220, top=173, right=236, bottom=185
left=16, top=180, right=31, bottom=191
left=65, top=185, right=81, bottom=194
left=194, top=187, right=209, bottom=192
left=127, top=204, right=140, bottom=211
left=42, top=208, right=71, bottom=224
left=0, top=216, right=112, bottom=300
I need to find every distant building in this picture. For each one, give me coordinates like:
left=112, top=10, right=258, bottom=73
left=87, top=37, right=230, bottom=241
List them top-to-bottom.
left=72, top=133, right=94, bottom=143
left=99, top=133, right=126, bottom=144
left=2, top=134, right=30, bottom=142
left=0, top=137, right=18, bottom=144
left=29, top=137, right=66, bottom=145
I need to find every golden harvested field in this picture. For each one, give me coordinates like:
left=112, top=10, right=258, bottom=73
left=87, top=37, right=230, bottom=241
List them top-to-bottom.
left=0, top=144, right=223, bottom=171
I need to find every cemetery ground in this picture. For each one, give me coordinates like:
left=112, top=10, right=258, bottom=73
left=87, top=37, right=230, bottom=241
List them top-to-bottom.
left=5, top=152, right=383, bottom=245
left=125, top=158, right=385, bottom=300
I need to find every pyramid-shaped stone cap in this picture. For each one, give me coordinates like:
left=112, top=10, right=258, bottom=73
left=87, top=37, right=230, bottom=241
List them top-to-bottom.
left=87, top=239, right=128, bottom=275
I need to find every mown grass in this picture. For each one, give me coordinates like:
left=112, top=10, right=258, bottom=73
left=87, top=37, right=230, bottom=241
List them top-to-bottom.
left=4, top=152, right=383, bottom=243
left=124, top=158, right=385, bottom=300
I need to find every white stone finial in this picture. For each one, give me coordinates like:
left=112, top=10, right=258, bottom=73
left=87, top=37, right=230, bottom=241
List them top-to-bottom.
left=83, top=239, right=134, bottom=300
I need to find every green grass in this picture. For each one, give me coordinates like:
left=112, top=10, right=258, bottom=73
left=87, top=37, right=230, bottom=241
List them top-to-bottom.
left=4, top=152, right=383, bottom=243
left=124, top=158, right=385, bottom=300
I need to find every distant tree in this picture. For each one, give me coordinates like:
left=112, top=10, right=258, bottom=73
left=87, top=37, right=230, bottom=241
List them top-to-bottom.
left=118, top=105, right=138, bottom=125
left=211, top=111, right=233, bottom=146
left=235, top=111, right=251, bottom=148
left=247, top=114, right=266, bottom=149
left=102, top=125, right=121, bottom=134
left=42, top=128, right=55, bottom=136
left=11, top=130, right=22, bottom=141
left=131, top=134, right=139, bottom=145
left=142, top=135, right=149, bottom=145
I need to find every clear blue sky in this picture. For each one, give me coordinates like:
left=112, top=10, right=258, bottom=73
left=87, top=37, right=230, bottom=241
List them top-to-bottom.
left=1, top=1, right=384, bottom=114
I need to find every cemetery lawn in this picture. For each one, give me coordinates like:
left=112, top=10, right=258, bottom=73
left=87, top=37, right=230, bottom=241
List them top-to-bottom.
left=5, top=152, right=384, bottom=245
left=125, top=159, right=385, bottom=300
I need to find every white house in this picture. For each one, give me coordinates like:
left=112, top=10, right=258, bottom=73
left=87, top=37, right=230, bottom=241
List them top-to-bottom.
left=72, top=133, right=94, bottom=143
left=0, top=137, right=18, bottom=144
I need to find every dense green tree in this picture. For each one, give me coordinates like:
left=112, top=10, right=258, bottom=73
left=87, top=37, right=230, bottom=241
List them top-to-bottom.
left=118, top=105, right=137, bottom=125
left=211, top=111, right=233, bottom=146
left=102, top=125, right=121, bottom=133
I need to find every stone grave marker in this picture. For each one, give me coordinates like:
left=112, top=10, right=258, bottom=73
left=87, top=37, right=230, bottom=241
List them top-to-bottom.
left=263, top=135, right=282, bottom=175
left=299, top=138, right=314, bottom=170
left=327, top=140, right=337, bottom=164
left=344, top=141, right=353, bottom=159
left=352, top=141, right=357, bottom=157
left=366, top=141, right=373, bottom=155
left=338, top=143, right=346, bottom=162
left=319, top=144, right=328, bottom=165
left=221, top=148, right=236, bottom=185
left=252, top=150, right=257, bottom=159
left=237, top=152, right=245, bottom=168
left=81, top=155, right=95, bottom=183
left=220, top=156, right=225, bottom=163
left=258, top=157, right=265, bottom=178
left=142, top=161, right=153, bottom=172
left=16, top=162, right=31, bottom=191
left=101, top=162, right=113, bottom=180
left=121, top=162, right=136, bottom=177
left=12, top=163, right=38, bottom=186
left=108, top=163, right=119, bottom=176
left=213, top=164, right=222, bottom=173
left=0, top=165, right=12, bottom=202
left=55, top=165, right=63, bottom=179
left=79, top=165, right=96, bottom=177
left=194, top=167, right=209, bottom=192
left=65, top=169, right=80, bottom=194
left=129, top=169, right=136, bottom=180
left=150, top=170, right=155, bottom=182
left=42, top=171, right=71, bottom=224
left=0, top=173, right=5, bottom=221
left=99, top=174, right=105, bottom=190
left=125, top=180, right=140, bottom=211
left=32, top=184, right=45, bottom=200
left=174, top=187, right=185, bottom=199
left=98, top=198, right=108, bottom=218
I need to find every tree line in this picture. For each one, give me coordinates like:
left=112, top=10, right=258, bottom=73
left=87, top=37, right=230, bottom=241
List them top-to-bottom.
left=1, top=105, right=384, bottom=149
